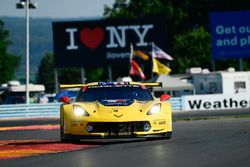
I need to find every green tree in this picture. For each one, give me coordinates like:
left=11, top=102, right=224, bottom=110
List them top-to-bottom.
left=104, top=0, right=250, bottom=74
left=0, top=20, right=20, bottom=83
left=172, top=27, right=211, bottom=73
left=38, top=52, right=55, bottom=93
left=38, top=53, right=106, bottom=92
left=57, top=67, right=105, bottom=84
left=86, top=67, right=105, bottom=82
left=58, top=68, right=81, bottom=84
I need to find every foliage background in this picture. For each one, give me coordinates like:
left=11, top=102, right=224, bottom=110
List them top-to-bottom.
left=0, top=20, right=20, bottom=84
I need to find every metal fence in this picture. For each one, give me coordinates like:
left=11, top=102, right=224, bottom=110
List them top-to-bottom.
left=0, top=97, right=182, bottom=119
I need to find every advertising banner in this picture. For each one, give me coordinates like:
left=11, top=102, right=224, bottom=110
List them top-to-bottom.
left=210, top=11, right=250, bottom=59
left=53, top=17, right=168, bottom=68
left=182, top=94, right=250, bottom=111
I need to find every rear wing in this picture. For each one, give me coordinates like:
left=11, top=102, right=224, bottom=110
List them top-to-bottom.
left=60, top=82, right=162, bottom=89
left=60, top=82, right=98, bottom=89
left=130, top=82, right=162, bottom=87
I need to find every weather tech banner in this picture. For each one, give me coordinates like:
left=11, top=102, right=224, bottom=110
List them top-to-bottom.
left=52, top=17, right=168, bottom=68
left=182, top=94, right=250, bottom=111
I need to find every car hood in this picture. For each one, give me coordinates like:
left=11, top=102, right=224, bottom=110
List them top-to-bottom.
left=72, top=100, right=157, bottom=121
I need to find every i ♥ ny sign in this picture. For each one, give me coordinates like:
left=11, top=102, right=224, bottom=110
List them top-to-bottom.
left=53, top=17, right=168, bottom=68
left=66, top=24, right=154, bottom=50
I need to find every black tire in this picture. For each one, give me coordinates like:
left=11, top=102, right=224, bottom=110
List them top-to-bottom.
left=60, top=112, right=67, bottom=142
left=60, top=114, right=79, bottom=143
left=60, top=121, right=70, bottom=142
left=60, top=128, right=69, bottom=142
left=162, top=132, right=172, bottom=139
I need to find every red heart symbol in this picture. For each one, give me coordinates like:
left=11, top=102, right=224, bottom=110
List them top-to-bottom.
left=80, top=27, right=105, bottom=49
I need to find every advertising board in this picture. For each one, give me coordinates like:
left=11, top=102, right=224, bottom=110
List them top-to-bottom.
left=210, top=11, right=250, bottom=59
left=53, top=17, right=168, bottom=68
left=183, top=94, right=250, bottom=111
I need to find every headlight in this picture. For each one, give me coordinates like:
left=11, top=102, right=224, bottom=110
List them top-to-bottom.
left=147, top=104, right=161, bottom=115
left=73, top=105, right=89, bottom=116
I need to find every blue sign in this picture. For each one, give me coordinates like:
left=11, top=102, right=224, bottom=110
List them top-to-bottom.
left=210, top=11, right=250, bottom=59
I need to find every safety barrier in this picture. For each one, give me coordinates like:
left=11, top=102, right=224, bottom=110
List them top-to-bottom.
left=0, top=97, right=182, bottom=119
left=168, top=97, right=182, bottom=111
left=0, top=103, right=61, bottom=119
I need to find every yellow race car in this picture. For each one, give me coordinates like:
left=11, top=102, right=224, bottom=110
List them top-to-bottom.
left=59, top=82, right=172, bottom=142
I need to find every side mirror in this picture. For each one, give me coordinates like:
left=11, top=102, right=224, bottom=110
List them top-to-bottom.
left=160, top=94, right=171, bottom=102
left=60, top=96, right=70, bottom=103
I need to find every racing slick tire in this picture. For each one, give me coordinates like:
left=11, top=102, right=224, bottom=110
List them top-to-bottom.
left=60, top=115, right=80, bottom=143
left=60, top=125, right=80, bottom=143
left=162, top=132, right=172, bottom=139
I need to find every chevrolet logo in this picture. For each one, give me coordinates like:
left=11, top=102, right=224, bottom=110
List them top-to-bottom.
left=114, top=114, right=123, bottom=118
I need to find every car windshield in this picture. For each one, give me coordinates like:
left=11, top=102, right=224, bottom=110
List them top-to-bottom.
left=76, top=87, right=153, bottom=102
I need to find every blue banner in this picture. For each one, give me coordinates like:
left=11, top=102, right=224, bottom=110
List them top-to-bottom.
left=210, top=11, right=250, bottom=59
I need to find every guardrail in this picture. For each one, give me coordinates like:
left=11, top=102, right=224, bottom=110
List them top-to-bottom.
left=0, top=97, right=182, bottom=119
left=168, top=97, right=182, bottom=111
left=0, top=103, right=61, bottom=119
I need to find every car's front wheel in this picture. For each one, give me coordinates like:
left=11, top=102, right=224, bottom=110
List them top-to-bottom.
left=60, top=115, right=79, bottom=143
left=60, top=121, right=70, bottom=142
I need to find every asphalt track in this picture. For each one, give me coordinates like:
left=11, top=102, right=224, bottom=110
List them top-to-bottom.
left=1, top=117, right=250, bottom=167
